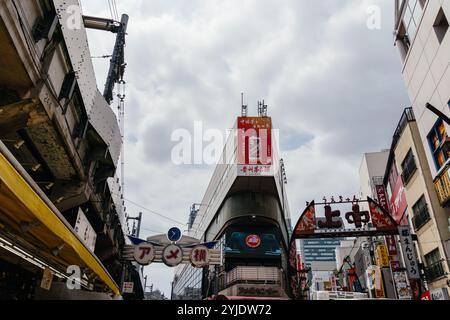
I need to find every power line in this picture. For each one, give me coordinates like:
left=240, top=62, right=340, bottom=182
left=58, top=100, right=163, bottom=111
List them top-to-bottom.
left=123, top=197, right=186, bottom=226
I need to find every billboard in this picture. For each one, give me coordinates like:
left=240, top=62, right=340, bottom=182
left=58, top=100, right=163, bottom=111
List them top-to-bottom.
left=237, top=117, right=273, bottom=176
left=389, top=176, right=408, bottom=225
left=225, top=227, right=282, bottom=258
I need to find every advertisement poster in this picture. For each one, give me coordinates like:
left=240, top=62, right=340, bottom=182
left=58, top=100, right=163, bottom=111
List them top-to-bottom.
left=237, top=117, right=273, bottom=177
left=366, top=266, right=385, bottom=298
left=393, top=271, right=412, bottom=300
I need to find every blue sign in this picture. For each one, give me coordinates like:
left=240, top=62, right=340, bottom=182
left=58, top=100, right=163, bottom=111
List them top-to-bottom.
left=167, top=227, right=182, bottom=242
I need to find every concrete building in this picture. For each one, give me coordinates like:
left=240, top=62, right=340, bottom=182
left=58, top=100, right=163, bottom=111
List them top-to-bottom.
left=0, top=0, right=142, bottom=299
left=394, top=0, right=450, bottom=299
left=383, top=107, right=450, bottom=298
left=172, top=113, right=292, bottom=300
left=359, top=150, right=390, bottom=206
left=300, top=239, right=342, bottom=268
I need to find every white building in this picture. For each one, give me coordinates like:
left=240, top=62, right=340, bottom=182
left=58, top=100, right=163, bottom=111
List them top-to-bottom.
left=394, top=0, right=450, bottom=299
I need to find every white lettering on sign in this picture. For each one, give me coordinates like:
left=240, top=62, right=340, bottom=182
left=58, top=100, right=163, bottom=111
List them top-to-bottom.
left=133, top=243, right=155, bottom=266
left=163, top=244, right=183, bottom=267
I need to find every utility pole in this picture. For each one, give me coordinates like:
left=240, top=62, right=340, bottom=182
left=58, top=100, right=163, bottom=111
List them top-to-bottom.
left=127, top=212, right=143, bottom=238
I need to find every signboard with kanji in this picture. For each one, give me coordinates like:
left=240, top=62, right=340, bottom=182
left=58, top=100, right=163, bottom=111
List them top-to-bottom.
left=237, top=117, right=273, bottom=177
left=292, top=197, right=398, bottom=239
left=398, top=226, right=420, bottom=279
left=375, top=243, right=390, bottom=268
left=190, top=245, right=211, bottom=268
left=122, top=282, right=134, bottom=294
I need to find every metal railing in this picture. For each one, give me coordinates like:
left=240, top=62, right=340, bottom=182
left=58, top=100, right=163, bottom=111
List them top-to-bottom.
left=425, top=260, right=447, bottom=282
left=226, top=267, right=281, bottom=286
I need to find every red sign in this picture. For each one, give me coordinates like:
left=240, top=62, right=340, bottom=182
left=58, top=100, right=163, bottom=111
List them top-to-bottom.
left=237, top=117, right=272, bottom=166
left=389, top=177, right=408, bottom=225
left=375, top=185, right=389, bottom=213
left=292, top=198, right=398, bottom=239
left=246, top=235, right=262, bottom=248
left=385, top=235, right=398, bottom=256
left=421, top=291, right=432, bottom=300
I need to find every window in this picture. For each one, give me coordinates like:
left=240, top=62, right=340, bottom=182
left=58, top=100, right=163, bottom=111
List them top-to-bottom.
left=404, top=0, right=425, bottom=43
left=434, top=8, right=449, bottom=44
left=397, top=21, right=411, bottom=57
left=428, top=119, right=449, bottom=171
left=401, top=149, right=417, bottom=185
left=412, top=195, right=431, bottom=231
left=424, top=249, right=445, bottom=282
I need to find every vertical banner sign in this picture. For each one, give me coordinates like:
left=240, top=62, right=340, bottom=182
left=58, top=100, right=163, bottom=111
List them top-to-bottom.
left=237, top=117, right=273, bottom=176
left=389, top=177, right=408, bottom=225
left=375, top=185, right=389, bottom=212
left=377, top=185, right=399, bottom=257
left=398, top=226, right=420, bottom=279
left=385, top=235, right=398, bottom=256
left=375, top=244, right=390, bottom=268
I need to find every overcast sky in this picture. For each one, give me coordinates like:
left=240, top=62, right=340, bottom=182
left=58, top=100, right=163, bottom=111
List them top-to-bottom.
left=80, top=0, right=410, bottom=297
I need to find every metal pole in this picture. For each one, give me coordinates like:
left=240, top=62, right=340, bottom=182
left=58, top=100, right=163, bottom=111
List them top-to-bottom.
left=136, top=212, right=142, bottom=238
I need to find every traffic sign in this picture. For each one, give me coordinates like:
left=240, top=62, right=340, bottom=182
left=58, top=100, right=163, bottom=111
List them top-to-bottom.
left=167, top=227, right=182, bottom=242
left=162, top=244, right=183, bottom=267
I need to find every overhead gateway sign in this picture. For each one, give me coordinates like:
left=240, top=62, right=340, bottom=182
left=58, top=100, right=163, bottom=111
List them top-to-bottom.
left=291, top=197, right=398, bottom=239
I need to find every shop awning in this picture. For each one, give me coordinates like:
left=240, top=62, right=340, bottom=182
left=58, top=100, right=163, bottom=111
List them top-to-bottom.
left=0, top=143, right=120, bottom=295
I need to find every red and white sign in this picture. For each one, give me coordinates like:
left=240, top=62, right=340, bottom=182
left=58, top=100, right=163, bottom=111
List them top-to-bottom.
left=237, top=117, right=273, bottom=177
left=389, top=177, right=408, bottom=225
left=375, top=185, right=389, bottom=213
left=245, top=234, right=262, bottom=248
left=133, top=243, right=155, bottom=266
left=162, top=244, right=183, bottom=267
left=190, top=245, right=211, bottom=268
left=122, top=282, right=134, bottom=294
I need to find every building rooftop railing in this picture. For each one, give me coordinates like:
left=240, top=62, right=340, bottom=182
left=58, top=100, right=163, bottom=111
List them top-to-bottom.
left=383, top=107, right=416, bottom=186
left=226, top=267, right=281, bottom=286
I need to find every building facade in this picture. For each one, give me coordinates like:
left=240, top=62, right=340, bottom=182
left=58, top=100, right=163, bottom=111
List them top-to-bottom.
left=0, top=0, right=142, bottom=299
left=394, top=0, right=450, bottom=299
left=383, top=107, right=450, bottom=299
left=172, top=114, right=293, bottom=300
left=300, top=239, right=342, bottom=268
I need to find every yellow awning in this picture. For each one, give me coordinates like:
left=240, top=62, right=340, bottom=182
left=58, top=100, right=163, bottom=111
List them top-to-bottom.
left=0, top=151, right=120, bottom=295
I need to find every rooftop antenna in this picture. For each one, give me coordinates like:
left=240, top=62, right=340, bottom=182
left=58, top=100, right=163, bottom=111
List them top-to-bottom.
left=241, top=93, right=248, bottom=117
left=258, top=100, right=268, bottom=117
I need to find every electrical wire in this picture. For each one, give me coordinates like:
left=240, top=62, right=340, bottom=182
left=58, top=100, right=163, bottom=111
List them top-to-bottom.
left=122, top=197, right=187, bottom=227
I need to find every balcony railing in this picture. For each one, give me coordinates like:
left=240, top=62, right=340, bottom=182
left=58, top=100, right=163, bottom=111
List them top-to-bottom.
left=434, top=165, right=450, bottom=206
left=412, top=208, right=431, bottom=231
left=425, top=260, right=447, bottom=282
left=226, top=267, right=281, bottom=286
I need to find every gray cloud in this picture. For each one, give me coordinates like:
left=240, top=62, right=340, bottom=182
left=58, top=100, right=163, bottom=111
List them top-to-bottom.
left=82, top=0, right=410, bottom=296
